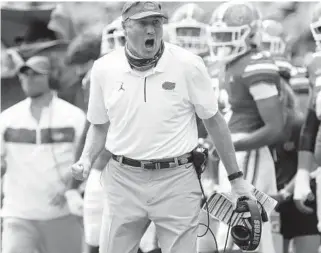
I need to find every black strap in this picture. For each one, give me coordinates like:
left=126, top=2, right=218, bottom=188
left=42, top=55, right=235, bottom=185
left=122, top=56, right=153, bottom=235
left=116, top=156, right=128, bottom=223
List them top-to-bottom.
left=112, top=153, right=192, bottom=170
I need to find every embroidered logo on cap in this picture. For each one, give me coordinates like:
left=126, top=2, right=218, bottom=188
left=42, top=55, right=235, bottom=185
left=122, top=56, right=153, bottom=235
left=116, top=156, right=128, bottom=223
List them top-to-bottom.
left=144, top=2, right=157, bottom=10
left=162, top=82, right=176, bottom=90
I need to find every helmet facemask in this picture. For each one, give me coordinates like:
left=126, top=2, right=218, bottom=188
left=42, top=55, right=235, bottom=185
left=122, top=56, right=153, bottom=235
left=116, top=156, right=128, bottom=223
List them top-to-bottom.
left=310, top=18, right=321, bottom=50
left=168, top=19, right=209, bottom=56
left=208, top=23, right=251, bottom=62
left=101, top=28, right=125, bottom=56
left=261, top=32, right=286, bottom=55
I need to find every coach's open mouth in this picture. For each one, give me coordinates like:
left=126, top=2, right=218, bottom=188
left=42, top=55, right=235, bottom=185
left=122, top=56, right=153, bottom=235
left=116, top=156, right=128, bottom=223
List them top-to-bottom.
left=145, top=38, right=155, bottom=49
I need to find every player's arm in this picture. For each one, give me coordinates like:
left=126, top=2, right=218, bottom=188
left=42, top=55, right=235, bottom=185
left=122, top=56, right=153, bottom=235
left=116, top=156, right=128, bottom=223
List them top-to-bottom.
left=233, top=65, right=284, bottom=151
left=294, top=84, right=320, bottom=213
left=298, top=90, right=320, bottom=172
left=313, top=90, right=321, bottom=165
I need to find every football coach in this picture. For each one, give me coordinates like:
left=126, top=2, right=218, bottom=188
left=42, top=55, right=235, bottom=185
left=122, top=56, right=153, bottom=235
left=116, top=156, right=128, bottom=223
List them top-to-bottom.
left=72, top=2, right=255, bottom=253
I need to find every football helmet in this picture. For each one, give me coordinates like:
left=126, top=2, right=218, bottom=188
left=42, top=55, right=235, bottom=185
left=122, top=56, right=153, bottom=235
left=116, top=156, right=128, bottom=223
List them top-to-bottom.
left=208, top=1, right=262, bottom=62
left=310, top=2, right=321, bottom=50
left=167, top=3, right=209, bottom=56
left=100, top=16, right=125, bottom=56
left=261, top=19, right=286, bottom=55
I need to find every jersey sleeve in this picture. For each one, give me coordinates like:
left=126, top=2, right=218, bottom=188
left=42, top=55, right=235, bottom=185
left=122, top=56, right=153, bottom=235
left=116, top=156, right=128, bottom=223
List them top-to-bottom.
left=307, top=55, right=321, bottom=112
left=187, top=56, right=219, bottom=119
left=241, top=56, right=280, bottom=101
left=274, top=57, right=293, bottom=81
left=298, top=58, right=321, bottom=152
left=86, top=61, right=109, bottom=124
left=289, top=66, right=309, bottom=93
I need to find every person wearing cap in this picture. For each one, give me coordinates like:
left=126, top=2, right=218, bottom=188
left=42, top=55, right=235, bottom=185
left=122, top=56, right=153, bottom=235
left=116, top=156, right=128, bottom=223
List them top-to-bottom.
left=71, top=2, right=256, bottom=253
left=0, top=55, right=86, bottom=253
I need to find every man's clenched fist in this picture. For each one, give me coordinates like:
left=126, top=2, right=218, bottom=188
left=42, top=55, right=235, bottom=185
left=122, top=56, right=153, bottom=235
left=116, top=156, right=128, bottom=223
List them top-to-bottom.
left=71, top=157, right=91, bottom=181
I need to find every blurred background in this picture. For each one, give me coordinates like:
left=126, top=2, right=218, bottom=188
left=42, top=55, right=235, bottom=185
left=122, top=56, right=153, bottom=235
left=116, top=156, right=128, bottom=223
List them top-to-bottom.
left=0, top=1, right=317, bottom=111
left=0, top=2, right=319, bottom=253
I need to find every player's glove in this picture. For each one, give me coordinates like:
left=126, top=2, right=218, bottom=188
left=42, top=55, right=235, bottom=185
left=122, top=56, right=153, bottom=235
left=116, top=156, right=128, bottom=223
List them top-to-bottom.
left=294, top=169, right=314, bottom=214
left=64, top=189, right=84, bottom=216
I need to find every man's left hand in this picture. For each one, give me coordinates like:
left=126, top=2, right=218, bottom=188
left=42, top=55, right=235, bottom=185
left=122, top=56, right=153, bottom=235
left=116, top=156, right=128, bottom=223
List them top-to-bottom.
left=230, top=177, right=256, bottom=202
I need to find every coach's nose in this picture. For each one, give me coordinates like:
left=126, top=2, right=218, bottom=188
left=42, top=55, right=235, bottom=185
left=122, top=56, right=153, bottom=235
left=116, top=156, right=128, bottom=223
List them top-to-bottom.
left=146, top=24, right=156, bottom=36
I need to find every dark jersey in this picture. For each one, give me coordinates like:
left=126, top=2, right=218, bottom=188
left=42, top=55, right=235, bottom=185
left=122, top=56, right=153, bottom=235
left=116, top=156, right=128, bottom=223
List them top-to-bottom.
left=224, top=48, right=281, bottom=134
left=298, top=52, right=321, bottom=152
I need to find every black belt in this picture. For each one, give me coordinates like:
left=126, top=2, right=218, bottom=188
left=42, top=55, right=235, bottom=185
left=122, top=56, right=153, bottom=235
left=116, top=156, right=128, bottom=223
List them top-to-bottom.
left=112, top=153, right=193, bottom=170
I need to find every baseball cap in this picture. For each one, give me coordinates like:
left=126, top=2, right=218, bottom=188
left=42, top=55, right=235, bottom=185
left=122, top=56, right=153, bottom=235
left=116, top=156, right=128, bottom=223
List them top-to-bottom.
left=122, top=1, right=167, bottom=21
left=19, top=56, right=50, bottom=75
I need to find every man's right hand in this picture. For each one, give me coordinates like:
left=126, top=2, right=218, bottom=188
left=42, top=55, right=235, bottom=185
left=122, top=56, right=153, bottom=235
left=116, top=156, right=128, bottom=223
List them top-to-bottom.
left=71, top=157, right=91, bottom=181
left=293, top=169, right=314, bottom=214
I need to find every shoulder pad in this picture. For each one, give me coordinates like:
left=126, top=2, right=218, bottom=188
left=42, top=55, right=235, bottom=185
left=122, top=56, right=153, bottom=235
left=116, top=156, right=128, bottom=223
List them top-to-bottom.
left=243, top=61, right=279, bottom=78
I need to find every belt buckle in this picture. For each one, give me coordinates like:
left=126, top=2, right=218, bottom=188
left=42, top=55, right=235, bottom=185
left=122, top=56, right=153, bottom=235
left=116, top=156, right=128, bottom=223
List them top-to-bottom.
left=150, top=159, right=162, bottom=170
left=142, top=160, right=161, bottom=170
left=140, top=161, right=158, bottom=170
left=153, top=162, right=161, bottom=170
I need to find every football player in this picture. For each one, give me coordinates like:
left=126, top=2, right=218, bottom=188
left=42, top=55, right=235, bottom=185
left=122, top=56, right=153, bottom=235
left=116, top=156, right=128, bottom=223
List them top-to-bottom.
left=206, top=2, right=286, bottom=253
left=166, top=3, right=209, bottom=58
left=294, top=3, right=321, bottom=247
left=260, top=18, right=320, bottom=253
left=261, top=19, right=310, bottom=111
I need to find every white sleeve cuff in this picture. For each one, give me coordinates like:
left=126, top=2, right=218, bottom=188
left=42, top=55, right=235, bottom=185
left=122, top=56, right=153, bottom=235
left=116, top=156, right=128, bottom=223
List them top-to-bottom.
left=249, top=83, right=278, bottom=100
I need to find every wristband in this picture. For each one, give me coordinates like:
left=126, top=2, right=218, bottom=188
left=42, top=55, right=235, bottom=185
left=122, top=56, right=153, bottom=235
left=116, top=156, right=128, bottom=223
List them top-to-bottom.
left=228, top=171, right=244, bottom=181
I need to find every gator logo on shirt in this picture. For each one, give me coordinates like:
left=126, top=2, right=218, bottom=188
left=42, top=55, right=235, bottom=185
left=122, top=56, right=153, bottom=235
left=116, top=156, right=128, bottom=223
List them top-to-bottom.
left=162, top=82, right=176, bottom=90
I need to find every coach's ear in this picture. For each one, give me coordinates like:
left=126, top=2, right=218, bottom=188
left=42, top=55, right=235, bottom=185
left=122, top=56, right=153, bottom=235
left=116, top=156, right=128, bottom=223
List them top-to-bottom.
left=121, top=21, right=127, bottom=36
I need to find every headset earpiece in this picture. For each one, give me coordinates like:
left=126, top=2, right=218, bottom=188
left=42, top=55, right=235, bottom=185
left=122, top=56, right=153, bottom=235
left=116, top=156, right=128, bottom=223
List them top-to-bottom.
left=231, top=197, right=263, bottom=251
left=231, top=225, right=251, bottom=245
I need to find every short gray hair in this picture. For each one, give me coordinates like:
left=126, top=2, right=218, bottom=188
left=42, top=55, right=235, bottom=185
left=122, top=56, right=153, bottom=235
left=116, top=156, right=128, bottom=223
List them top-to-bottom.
left=122, top=18, right=134, bottom=30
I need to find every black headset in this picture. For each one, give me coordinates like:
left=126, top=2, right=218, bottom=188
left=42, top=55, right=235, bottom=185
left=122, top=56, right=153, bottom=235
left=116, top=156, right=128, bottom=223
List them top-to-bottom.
left=230, top=196, right=268, bottom=251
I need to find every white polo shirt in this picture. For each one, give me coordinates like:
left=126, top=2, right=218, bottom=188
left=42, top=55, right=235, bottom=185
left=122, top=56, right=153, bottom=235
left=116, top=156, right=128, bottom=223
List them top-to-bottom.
left=87, top=43, right=218, bottom=160
left=0, top=94, right=86, bottom=220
